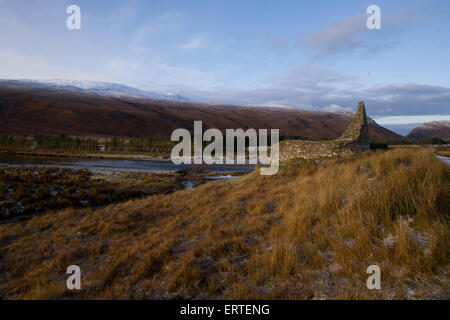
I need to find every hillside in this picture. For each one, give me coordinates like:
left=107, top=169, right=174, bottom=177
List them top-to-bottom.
left=0, top=79, right=188, bottom=101
left=0, top=82, right=403, bottom=140
left=407, top=121, right=450, bottom=141
left=0, top=148, right=448, bottom=299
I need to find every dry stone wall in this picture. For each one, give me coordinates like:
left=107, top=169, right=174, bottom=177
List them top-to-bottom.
left=279, top=101, right=370, bottom=161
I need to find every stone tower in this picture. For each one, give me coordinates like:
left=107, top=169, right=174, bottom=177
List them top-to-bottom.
left=338, top=101, right=370, bottom=146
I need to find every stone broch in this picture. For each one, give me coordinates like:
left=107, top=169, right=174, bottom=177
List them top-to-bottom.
left=279, top=101, right=370, bottom=161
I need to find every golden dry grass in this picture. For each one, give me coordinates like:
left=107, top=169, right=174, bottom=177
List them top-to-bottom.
left=435, top=146, right=450, bottom=158
left=0, top=148, right=448, bottom=299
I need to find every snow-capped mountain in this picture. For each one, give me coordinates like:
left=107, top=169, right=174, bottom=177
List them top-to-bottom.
left=0, top=79, right=189, bottom=101
left=407, top=120, right=450, bottom=141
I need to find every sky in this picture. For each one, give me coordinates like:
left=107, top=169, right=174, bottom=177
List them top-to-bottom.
left=0, top=0, right=449, bottom=135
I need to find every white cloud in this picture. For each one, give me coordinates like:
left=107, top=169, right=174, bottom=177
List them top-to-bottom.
left=300, top=9, right=409, bottom=58
left=129, top=12, right=182, bottom=53
left=301, top=14, right=367, bottom=57
left=180, top=35, right=207, bottom=50
left=0, top=50, right=99, bottom=81
left=275, top=64, right=360, bottom=91
left=374, top=115, right=450, bottom=125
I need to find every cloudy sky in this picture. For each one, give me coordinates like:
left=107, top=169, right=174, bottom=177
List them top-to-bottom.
left=1, top=0, right=449, bottom=135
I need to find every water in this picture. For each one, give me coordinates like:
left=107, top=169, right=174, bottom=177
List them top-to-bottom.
left=0, top=155, right=254, bottom=173
left=435, top=155, right=450, bottom=165
left=181, top=181, right=197, bottom=190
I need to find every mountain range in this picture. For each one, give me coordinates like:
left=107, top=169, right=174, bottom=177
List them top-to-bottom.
left=0, top=79, right=403, bottom=140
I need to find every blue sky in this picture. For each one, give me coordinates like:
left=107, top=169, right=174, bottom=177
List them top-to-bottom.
left=1, top=0, right=449, bottom=135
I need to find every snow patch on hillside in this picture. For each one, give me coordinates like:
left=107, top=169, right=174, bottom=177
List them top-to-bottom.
left=0, top=79, right=189, bottom=101
left=414, top=120, right=450, bottom=130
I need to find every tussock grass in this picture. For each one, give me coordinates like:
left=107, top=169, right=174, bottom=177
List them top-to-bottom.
left=0, top=148, right=448, bottom=299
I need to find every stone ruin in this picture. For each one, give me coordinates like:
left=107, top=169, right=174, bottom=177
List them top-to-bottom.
left=279, top=101, right=370, bottom=161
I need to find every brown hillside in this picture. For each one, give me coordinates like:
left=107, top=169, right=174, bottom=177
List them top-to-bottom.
left=0, top=84, right=403, bottom=140
left=407, top=121, right=450, bottom=141
left=0, top=148, right=448, bottom=299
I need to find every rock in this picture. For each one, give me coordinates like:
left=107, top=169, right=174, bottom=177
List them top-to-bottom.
left=383, top=235, right=397, bottom=247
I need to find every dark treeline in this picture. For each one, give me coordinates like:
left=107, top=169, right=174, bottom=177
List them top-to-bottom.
left=0, top=134, right=175, bottom=154
left=36, top=134, right=99, bottom=151
left=0, top=135, right=28, bottom=147
left=106, top=136, right=175, bottom=153
left=368, top=137, right=449, bottom=150
left=371, top=137, right=448, bottom=146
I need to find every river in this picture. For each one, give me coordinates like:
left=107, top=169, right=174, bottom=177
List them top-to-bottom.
left=0, top=155, right=254, bottom=174
left=435, top=155, right=450, bottom=165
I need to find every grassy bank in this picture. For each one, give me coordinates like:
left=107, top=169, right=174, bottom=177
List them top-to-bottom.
left=0, top=148, right=448, bottom=299
left=0, top=167, right=185, bottom=221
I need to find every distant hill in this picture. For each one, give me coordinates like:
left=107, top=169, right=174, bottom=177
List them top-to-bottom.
left=0, top=79, right=189, bottom=101
left=0, top=81, right=404, bottom=140
left=407, top=121, right=450, bottom=141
